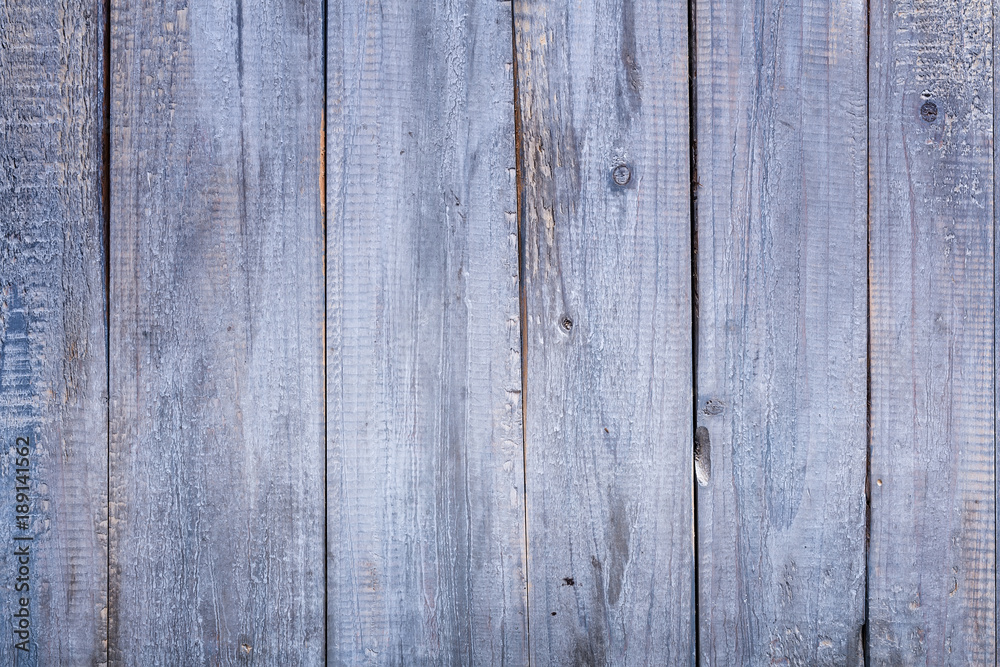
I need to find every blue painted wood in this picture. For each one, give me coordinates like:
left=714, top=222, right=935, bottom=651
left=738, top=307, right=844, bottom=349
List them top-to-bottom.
left=0, top=0, right=108, bottom=663
left=2, top=0, right=998, bottom=661
left=109, top=0, right=325, bottom=662
left=514, top=0, right=695, bottom=663
left=694, top=0, right=869, bottom=661
left=869, top=0, right=996, bottom=660
left=326, top=1, right=527, bottom=663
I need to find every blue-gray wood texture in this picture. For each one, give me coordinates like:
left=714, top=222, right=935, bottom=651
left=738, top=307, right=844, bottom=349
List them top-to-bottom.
left=0, top=0, right=108, bottom=664
left=5, top=0, right=1000, bottom=663
left=109, top=0, right=325, bottom=663
left=514, top=0, right=695, bottom=663
left=694, top=0, right=869, bottom=662
left=869, top=0, right=996, bottom=662
left=326, top=1, right=527, bottom=664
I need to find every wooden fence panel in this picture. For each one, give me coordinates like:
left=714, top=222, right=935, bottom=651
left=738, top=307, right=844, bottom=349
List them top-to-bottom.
left=0, top=0, right=108, bottom=663
left=6, top=0, right=1000, bottom=661
left=109, top=0, right=325, bottom=662
left=514, top=0, right=694, bottom=663
left=694, top=0, right=869, bottom=663
left=868, top=0, right=996, bottom=661
left=325, top=1, right=526, bottom=664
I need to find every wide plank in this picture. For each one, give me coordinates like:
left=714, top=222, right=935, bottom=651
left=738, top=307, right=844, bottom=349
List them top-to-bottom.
left=0, top=0, right=108, bottom=663
left=109, top=0, right=325, bottom=662
left=514, top=0, right=694, bottom=662
left=694, top=0, right=869, bottom=662
left=868, top=0, right=996, bottom=661
left=326, top=1, right=526, bottom=663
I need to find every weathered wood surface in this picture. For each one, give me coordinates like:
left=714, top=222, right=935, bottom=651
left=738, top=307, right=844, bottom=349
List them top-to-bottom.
left=0, top=0, right=108, bottom=664
left=9, top=0, right=1000, bottom=661
left=109, top=0, right=325, bottom=663
left=514, top=0, right=694, bottom=663
left=694, top=0, right=869, bottom=662
left=868, top=0, right=996, bottom=662
left=326, top=1, right=526, bottom=663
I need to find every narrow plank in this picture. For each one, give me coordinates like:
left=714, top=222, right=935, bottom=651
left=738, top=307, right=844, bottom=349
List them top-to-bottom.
left=0, top=0, right=108, bottom=663
left=109, top=0, right=324, bottom=662
left=513, top=0, right=694, bottom=662
left=694, top=0, right=869, bottom=662
left=868, top=0, right=996, bottom=659
left=996, top=0, right=1000, bottom=654
left=326, top=1, right=526, bottom=663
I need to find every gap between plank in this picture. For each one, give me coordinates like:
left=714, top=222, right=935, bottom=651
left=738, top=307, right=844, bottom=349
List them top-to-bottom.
left=102, top=0, right=112, bottom=658
left=321, top=0, right=329, bottom=660
left=687, top=0, right=700, bottom=660
left=862, top=0, right=872, bottom=661
left=509, top=1, right=531, bottom=662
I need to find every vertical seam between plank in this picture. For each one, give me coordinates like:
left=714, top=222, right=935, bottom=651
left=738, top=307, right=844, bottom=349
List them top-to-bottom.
left=103, top=0, right=112, bottom=659
left=321, top=0, right=329, bottom=660
left=687, top=0, right=701, bottom=660
left=863, top=0, right=872, bottom=660
left=986, top=0, right=1000, bottom=654
left=509, top=2, right=530, bottom=662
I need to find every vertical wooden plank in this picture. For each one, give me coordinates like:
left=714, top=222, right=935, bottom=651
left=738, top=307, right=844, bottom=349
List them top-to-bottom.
left=0, top=0, right=108, bottom=664
left=109, top=0, right=324, bottom=662
left=514, top=0, right=694, bottom=663
left=694, top=0, right=868, bottom=662
left=869, top=0, right=996, bottom=661
left=326, top=1, right=526, bottom=663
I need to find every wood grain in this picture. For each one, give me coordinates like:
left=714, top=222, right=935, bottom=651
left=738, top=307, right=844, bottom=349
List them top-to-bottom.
left=0, top=0, right=108, bottom=663
left=109, top=0, right=325, bottom=663
left=514, top=0, right=694, bottom=663
left=693, top=0, right=869, bottom=663
left=868, top=0, right=996, bottom=661
left=325, top=1, right=526, bottom=663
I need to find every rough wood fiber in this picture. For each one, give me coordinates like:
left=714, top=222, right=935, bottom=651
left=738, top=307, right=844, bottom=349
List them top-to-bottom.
left=0, top=0, right=108, bottom=664
left=109, top=0, right=324, bottom=663
left=514, top=0, right=694, bottom=663
left=694, top=0, right=868, bottom=662
left=869, top=0, right=996, bottom=661
left=996, top=0, right=1000, bottom=656
left=326, top=1, right=526, bottom=663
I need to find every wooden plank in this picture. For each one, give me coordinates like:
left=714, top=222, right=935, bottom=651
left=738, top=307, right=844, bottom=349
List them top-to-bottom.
left=0, top=0, right=108, bottom=663
left=108, top=0, right=324, bottom=662
left=513, top=0, right=694, bottom=663
left=693, top=0, right=868, bottom=662
left=868, top=0, right=996, bottom=660
left=996, top=0, right=1000, bottom=655
left=326, top=1, right=526, bottom=663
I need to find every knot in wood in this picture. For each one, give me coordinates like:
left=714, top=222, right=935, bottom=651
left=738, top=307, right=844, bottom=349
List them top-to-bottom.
left=920, top=101, right=938, bottom=122
left=612, top=164, right=631, bottom=186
